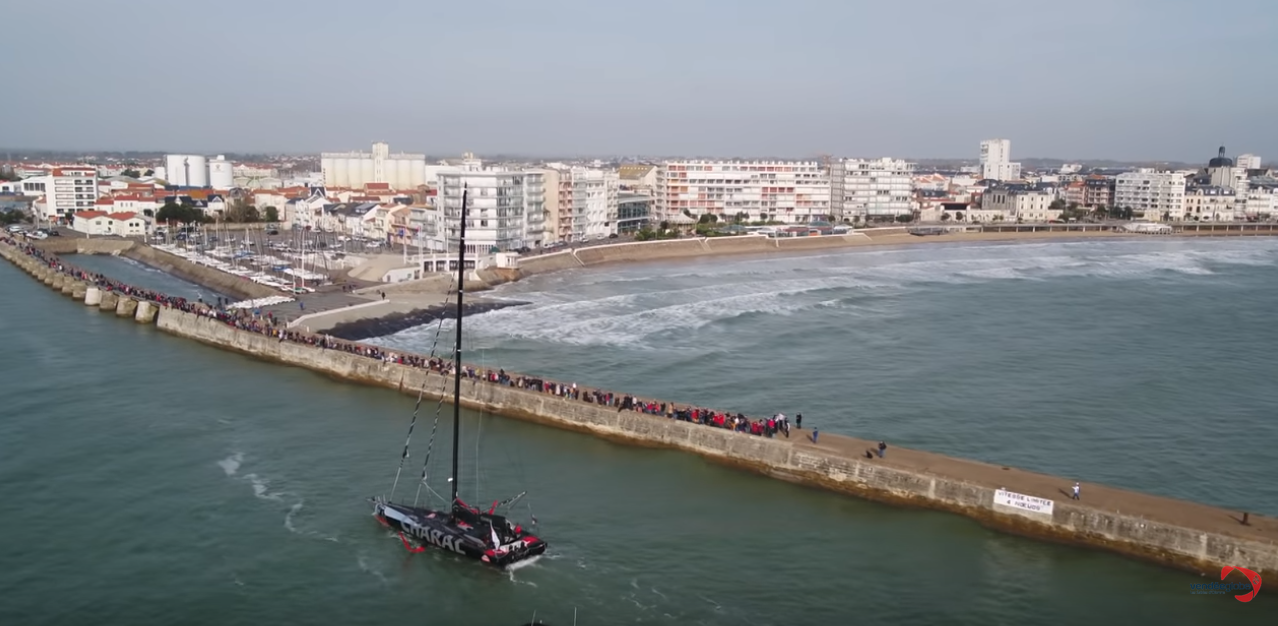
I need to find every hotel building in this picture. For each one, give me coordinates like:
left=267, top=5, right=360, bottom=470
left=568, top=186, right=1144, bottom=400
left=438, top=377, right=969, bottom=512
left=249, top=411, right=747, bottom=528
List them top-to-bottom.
left=830, top=157, right=915, bottom=221
left=655, top=160, right=831, bottom=224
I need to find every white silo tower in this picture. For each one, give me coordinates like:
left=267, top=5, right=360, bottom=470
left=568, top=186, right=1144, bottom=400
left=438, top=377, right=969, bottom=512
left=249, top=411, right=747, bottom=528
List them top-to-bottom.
left=164, top=154, right=187, bottom=185
left=186, top=155, right=209, bottom=187
left=208, top=155, right=234, bottom=189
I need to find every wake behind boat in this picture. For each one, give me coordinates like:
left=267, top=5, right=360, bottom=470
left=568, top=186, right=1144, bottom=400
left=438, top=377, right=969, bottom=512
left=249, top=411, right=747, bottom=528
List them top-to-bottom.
left=369, top=186, right=547, bottom=568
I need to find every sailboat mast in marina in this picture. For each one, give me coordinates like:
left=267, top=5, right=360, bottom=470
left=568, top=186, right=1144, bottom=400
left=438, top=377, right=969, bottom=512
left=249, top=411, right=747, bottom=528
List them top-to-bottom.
left=369, top=186, right=547, bottom=568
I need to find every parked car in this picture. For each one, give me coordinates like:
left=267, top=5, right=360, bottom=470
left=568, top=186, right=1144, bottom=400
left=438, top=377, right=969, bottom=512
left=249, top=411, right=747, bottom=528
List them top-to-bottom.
left=6, top=224, right=25, bottom=233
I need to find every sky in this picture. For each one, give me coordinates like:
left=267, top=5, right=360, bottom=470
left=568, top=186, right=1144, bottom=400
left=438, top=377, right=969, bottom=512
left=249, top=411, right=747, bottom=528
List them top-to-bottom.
left=2, top=0, right=1276, bottom=161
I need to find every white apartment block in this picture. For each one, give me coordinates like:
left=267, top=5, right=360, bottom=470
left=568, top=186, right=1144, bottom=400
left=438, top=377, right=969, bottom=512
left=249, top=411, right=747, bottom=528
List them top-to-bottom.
left=979, top=139, right=1022, bottom=181
left=321, top=142, right=426, bottom=190
left=1236, top=154, right=1262, bottom=170
left=830, top=157, right=915, bottom=221
left=656, top=160, right=830, bottom=224
left=436, top=164, right=545, bottom=254
left=19, top=167, right=99, bottom=222
left=563, top=168, right=619, bottom=241
left=1114, top=169, right=1186, bottom=221
left=980, top=185, right=1059, bottom=222
left=1240, top=186, right=1277, bottom=218
left=1182, top=187, right=1237, bottom=222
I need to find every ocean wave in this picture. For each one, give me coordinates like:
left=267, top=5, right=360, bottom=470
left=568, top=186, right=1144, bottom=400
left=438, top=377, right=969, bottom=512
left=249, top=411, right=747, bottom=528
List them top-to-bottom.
left=373, top=240, right=1278, bottom=350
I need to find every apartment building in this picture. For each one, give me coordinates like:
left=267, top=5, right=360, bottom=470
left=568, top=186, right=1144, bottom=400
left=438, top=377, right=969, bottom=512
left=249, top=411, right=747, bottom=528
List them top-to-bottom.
left=979, top=139, right=1022, bottom=181
left=830, top=157, right=915, bottom=221
left=656, top=160, right=830, bottom=224
left=436, top=165, right=545, bottom=253
left=19, top=167, right=99, bottom=222
left=1113, top=169, right=1186, bottom=221
left=1060, top=176, right=1115, bottom=208
left=980, top=183, right=1060, bottom=222
left=1182, top=186, right=1237, bottom=222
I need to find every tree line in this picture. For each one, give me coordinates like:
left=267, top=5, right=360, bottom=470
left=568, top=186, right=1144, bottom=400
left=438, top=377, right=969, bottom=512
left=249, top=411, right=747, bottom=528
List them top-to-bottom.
left=154, top=200, right=278, bottom=225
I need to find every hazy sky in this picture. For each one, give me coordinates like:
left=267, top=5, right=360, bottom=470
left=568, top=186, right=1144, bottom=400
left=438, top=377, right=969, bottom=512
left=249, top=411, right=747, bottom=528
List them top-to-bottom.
left=3, top=0, right=1275, bottom=161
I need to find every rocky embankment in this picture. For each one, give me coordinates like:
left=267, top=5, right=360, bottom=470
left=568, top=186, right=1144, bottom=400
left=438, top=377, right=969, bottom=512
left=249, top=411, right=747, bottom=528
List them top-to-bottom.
left=323, top=299, right=529, bottom=341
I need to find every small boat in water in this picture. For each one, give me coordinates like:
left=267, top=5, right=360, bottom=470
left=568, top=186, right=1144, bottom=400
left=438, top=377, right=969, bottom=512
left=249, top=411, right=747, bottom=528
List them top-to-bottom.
left=369, top=186, right=547, bottom=568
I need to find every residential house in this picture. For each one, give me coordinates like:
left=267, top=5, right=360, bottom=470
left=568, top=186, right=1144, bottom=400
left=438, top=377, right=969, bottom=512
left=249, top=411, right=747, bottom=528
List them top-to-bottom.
left=72, top=210, right=149, bottom=236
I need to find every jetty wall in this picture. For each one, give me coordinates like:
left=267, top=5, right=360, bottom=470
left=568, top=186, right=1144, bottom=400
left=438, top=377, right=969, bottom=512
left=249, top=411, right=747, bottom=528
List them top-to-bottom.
left=3, top=237, right=1276, bottom=581
left=148, top=306, right=1278, bottom=579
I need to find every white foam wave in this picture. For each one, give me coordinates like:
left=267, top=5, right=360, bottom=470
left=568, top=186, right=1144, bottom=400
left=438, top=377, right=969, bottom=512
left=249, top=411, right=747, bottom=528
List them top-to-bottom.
left=372, top=240, right=1278, bottom=350
left=217, top=452, right=244, bottom=476
left=242, top=473, right=285, bottom=501
left=284, top=501, right=303, bottom=532
left=357, top=554, right=389, bottom=585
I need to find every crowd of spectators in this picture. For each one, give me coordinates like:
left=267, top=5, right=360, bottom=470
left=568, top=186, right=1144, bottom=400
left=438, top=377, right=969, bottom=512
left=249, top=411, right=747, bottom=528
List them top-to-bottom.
left=2, top=235, right=802, bottom=442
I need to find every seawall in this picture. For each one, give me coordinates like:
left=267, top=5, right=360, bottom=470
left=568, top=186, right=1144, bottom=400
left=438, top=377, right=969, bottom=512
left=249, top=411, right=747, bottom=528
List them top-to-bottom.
left=2, top=237, right=1276, bottom=581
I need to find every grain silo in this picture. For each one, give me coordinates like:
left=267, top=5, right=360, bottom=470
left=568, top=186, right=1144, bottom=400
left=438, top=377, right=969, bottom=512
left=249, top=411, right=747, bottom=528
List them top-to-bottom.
left=208, top=155, right=234, bottom=189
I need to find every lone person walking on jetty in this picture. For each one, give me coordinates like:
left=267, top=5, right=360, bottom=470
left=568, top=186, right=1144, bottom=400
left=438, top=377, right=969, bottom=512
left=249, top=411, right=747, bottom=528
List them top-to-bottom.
left=796, top=414, right=802, bottom=429
left=811, top=427, right=819, bottom=444
left=877, top=441, right=887, bottom=458
left=1072, top=482, right=1081, bottom=500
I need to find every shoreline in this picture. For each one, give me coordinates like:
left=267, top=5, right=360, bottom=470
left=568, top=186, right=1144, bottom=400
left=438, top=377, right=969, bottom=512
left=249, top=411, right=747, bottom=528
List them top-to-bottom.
left=514, top=226, right=1278, bottom=277
left=2, top=235, right=1275, bottom=581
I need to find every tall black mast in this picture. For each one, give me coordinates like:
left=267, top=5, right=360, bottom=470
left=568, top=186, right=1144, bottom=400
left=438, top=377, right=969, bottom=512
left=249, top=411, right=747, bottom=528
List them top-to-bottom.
left=450, top=187, right=468, bottom=505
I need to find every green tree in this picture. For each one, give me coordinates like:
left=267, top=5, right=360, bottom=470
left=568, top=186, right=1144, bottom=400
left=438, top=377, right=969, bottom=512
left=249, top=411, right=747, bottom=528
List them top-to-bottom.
left=0, top=168, right=19, bottom=182
left=120, top=168, right=142, bottom=179
left=225, top=199, right=260, bottom=223
left=155, top=200, right=206, bottom=225
left=263, top=206, right=279, bottom=223
left=1, top=211, right=26, bottom=226
left=940, top=212, right=950, bottom=222
left=894, top=213, right=913, bottom=223
left=634, top=227, right=656, bottom=241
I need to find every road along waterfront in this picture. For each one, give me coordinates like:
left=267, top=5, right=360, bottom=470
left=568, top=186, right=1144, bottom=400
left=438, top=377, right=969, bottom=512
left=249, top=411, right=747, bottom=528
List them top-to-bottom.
left=2, top=235, right=1276, bottom=590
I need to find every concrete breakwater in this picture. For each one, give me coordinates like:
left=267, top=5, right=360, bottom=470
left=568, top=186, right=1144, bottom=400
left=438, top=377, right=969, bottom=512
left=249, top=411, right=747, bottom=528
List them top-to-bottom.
left=2, top=238, right=1276, bottom=581
left=321, top=300, right=531, bottom=341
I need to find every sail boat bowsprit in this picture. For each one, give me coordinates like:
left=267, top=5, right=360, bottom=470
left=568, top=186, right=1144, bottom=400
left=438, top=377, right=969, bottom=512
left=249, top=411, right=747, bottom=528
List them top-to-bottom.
left=369, top=186, right=547, bottom=568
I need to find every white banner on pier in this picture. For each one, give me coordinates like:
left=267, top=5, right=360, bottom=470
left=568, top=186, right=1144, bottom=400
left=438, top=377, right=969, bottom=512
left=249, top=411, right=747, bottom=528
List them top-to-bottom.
left=993, top=489, right=1055, bottom=517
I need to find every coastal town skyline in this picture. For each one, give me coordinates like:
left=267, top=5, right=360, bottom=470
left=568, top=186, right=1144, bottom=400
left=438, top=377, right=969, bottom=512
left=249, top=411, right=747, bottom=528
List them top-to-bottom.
left=6, top=0, right=1276, bottom=160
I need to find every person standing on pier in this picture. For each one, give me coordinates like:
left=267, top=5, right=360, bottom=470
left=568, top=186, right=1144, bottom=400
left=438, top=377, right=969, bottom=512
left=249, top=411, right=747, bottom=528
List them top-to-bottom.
left=795, top=414, right=802, bottom=429
left=811, top=427, right=819, bottom=444
left=877, top=441, right=887, bottom=458
left=1072, top=482, right=1081, bottom=500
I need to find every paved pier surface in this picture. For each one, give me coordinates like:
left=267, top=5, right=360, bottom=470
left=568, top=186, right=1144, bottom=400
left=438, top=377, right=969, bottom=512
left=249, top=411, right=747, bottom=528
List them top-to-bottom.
left=787, top=429, right=1275, bottom=543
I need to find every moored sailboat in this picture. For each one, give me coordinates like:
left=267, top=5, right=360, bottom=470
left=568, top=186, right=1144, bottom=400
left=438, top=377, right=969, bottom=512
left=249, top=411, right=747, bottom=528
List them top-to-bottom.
left=369, top=186, right=547, bottom=568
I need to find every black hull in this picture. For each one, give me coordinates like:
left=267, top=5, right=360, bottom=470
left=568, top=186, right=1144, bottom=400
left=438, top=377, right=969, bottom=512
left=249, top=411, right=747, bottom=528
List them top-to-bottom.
left=372, top=501, right=547, bottom=568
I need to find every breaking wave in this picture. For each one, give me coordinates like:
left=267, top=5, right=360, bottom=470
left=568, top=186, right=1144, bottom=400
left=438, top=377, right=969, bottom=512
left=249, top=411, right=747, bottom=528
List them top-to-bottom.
left=372, top=239, right=1278, bottom=351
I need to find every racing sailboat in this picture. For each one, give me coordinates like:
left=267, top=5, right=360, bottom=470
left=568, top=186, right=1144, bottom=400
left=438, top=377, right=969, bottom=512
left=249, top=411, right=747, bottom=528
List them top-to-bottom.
left=369, top=186, right=547, bottom=568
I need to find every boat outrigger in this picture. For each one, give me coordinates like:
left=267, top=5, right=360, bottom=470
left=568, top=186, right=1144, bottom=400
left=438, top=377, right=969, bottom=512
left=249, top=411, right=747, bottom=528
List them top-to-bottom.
left=369, top=187, right=547, bottom=568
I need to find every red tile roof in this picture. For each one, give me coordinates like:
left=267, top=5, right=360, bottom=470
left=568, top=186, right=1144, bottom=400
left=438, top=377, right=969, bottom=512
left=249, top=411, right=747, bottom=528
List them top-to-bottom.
left=53, top=167, right=95, bottom=177
left=94, top=198, right=114, bottom=206
left=74, top=210, right=108, bottom=219
left=108, top=212, right=138, bottom=221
